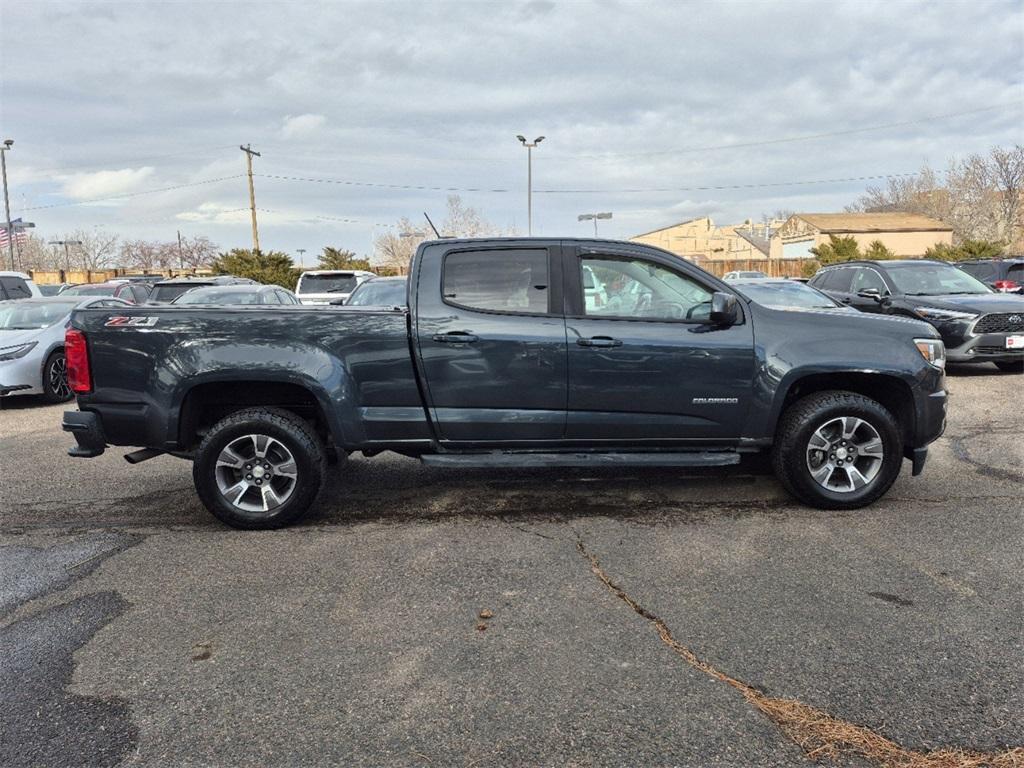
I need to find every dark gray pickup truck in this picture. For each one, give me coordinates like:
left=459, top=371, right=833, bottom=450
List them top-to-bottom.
left=63, top=238, right=947, bottom=528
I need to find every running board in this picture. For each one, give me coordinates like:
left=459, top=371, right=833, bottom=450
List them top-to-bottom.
left=421, top=451, right=740, bottom=469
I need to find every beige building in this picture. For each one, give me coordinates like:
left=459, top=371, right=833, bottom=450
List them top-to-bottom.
left=770, top=213, right=954, bottom=259
left=631, top=217, right=781, bottom=262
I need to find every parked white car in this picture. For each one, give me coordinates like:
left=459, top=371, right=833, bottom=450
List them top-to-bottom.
left=295, top=269, right=376, bottom=305
left=723, top=270, right=768, bottom=281
left=0, top=271, right=43, bottom=300
left=0, top=296, right=130, bottom=402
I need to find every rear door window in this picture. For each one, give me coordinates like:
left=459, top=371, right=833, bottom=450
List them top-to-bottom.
left=442, top=249, right=550, bottom=314
left=822, top=268, right=853, bottom=292
left=0, top=276, right=32, bottom=299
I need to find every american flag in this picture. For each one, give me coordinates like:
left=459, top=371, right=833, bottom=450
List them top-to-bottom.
left=0, top=218, right=29, bottom=247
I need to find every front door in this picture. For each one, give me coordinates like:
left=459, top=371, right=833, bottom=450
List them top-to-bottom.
left=414, top=244, right=567, bottom=443
left=563, top=247, right=754, bottom=442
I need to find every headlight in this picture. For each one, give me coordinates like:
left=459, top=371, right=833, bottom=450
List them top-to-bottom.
left=914, top=306, right=978, bottom=321
left=914, top=338, right=945, bottom=369
left=0, top=342, right=37, bottom=361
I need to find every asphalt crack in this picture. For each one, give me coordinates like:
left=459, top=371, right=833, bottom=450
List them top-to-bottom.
left=575, top=537, right=1024, bottom=768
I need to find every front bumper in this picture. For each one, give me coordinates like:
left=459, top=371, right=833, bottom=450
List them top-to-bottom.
left=946, top=333, right=1024, bottom=363
left=0, top=354, right=44, bottom=397
left=62, top=410, right=107, bottom=457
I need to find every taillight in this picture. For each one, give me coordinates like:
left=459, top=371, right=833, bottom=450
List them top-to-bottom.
left=993, top=279, right=1019, bottom=292
left=65, top=329, right=92, bottom=393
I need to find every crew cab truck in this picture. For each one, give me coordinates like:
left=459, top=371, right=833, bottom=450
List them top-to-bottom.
left=63, top=238, right=947, bottom=529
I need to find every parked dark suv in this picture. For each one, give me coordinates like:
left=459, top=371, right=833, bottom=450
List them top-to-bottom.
left=956, top=258, right=1024, bottom=295
left=809, top=259, right=1024, bottom=372
left=147, top=275, right=257, bottom=304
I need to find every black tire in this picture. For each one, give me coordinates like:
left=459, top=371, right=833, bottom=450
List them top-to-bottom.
left=41, top=350, right=73, bottom=403
left=995, top=360, right=1024, bottom=373
left=771, top=390, right=903, bottom=510
left=193, top=407, right=326, bottom=529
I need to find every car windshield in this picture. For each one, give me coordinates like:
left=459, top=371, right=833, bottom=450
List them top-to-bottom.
left=887, top=264, right=992, bottom=295
left=298, top=274, right=359, bottom=294
left=346, top=280, right=407, bottom=306
left=736, top=281, right=840, bottom=309
left=37, top=284, right=65, bottom=296
left=62, top=284, right=116, bottom=296
left=151, top=284, right=208, bottom=302
left=173, top=289, right=262, bottom=305
left=0, top=301, right=77, bottom=330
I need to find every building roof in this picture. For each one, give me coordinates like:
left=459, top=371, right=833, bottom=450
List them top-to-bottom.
left=794, top=212, right=952, bottom=233
left=630, top=217, right=704, bottom=239
left=733, top=225, right=778, bottom=256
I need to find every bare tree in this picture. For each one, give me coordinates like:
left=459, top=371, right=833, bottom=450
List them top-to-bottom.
left=847, top=166, right=948, bottom=221
left=373, top=216, right=422, bottom=269
left=176, top=235, right=219, bottom=268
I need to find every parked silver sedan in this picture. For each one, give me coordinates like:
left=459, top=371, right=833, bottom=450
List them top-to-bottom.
left=0, top=296, right=131, bottom=402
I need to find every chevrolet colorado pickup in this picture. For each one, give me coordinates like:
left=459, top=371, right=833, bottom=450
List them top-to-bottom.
left=63, top=238, right=947, bottom=529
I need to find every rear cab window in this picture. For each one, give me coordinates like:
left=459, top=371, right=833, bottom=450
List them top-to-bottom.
left=442, top=249, right=550, bottom=314
left=1, top=276, right=34, bottom=299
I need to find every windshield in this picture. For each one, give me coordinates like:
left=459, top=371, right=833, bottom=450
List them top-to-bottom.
left=887, top=263, right=992, bottom=295
left=298, top=273, right=359, bottom=294
left=346, top=280, right=407, bottom=306
left=737, top=281, right=840, bottom=309
left=37, top=284, right=65, bottom=296
left=62, top=284, right=116, bottom=296
left=151, top=284, right=207, bottom=302
left=173, top=289, right=262, bottom=305
left=0, top=301, right=77, bottom=330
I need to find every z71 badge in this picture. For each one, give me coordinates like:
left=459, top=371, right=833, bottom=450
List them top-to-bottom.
left=105, top=316, right=159, bottom=327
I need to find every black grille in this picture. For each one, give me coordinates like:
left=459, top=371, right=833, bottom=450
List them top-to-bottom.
left=974, top=312, right=1024, bottom=334
left=976, top=345, right=1024, bottom=356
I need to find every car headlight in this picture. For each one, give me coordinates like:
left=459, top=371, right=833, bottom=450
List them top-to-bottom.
left=914, top=306, right=978, bottom=321
left=914, top=338, right=945, bottom=369
left=0, top=342, right=37, bottom=361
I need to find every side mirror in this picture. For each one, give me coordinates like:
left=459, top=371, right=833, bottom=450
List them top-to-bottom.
left=857, top=287, right=883, bottom=300
left=709, top=292, right=739, bottom=326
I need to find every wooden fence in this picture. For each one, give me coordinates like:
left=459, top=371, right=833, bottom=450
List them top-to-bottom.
left=698, top=258, right=813, bottom=278
left=28, top=267, right=215, bottom=285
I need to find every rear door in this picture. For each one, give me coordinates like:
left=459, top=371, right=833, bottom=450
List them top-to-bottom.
left=413, top=243, right=567, bottom=443
left=562, top=245, right=754, bottom=441
left=815, top=266, right=854, bottom=305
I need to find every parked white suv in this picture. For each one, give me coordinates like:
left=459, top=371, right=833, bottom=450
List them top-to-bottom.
left=295, top=270, right=376, bottom=305
left=0, top=271, right=42, bottom=301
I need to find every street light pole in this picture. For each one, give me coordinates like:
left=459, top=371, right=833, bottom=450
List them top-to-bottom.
left=516, top=135, right=545, bottom=235
left=1, top=140, right=14, bottom=269
left=578, top=212, right=613, bottom=237
left=49, top=240, right=84, bottom=272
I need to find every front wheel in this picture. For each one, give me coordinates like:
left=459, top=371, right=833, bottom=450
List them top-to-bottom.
left=42, top=350, right=73, bottom=403
left=772, top=391, right=903, bottom=510
left=193, top=407, right=326, bottom=529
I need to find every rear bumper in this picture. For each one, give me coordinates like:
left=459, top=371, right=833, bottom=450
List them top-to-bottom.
left=62, top=410, right=106, bottom=457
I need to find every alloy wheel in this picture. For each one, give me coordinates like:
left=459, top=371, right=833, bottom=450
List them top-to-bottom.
left=805, top=416, right=884, bottom=493
left=214, top=434, right=298, bottom=514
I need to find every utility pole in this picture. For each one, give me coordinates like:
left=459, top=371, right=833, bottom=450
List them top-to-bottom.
left=516, top=135, right=544, bottom=235
left=1, top=139, right=14, bottom=269
left=240, top=144, right=261, bottom=253
left=177, top=229, right=184, bottom=269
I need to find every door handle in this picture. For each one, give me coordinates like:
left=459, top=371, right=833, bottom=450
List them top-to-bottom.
left=840, top=297, right=853, bottom=304
left=432, top=331, right=479, bottom=343
left=577, top=336, right=623, bottom=348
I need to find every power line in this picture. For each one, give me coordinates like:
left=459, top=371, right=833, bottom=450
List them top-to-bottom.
left=553, top=103, right=1018, bottom=161
left=533, top=171, right=922, bottom=194
left=256, top=173, right=509, bottom=193
left=20, top=175, right=246, bottom=211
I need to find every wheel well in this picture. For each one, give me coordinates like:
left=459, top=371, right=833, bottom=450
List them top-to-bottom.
left=781, top=373, right=915, bottom=445
left=178, top=381, right=332, bottom=450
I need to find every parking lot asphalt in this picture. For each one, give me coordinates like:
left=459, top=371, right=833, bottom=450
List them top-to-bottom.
left=1, top=366, right=1022, bottom=767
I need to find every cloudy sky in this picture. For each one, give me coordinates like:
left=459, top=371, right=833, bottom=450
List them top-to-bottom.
left=1, top=0, right=1021, bottom=262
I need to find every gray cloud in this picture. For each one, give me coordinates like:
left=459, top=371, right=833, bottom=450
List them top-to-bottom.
left=1, top=0, right=1021, bottom=256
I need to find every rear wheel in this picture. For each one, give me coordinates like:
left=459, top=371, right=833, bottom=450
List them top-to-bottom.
left=41, top=350, right=73, bottom=403
left=995, top=360, right=1023, bottom=373
left=772, top=391, right=903, bottom=510
left=193, top=407, right=326, bottom=529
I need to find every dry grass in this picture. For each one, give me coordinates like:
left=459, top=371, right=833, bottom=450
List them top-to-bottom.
left=576, top=540, right=1023, bottom=768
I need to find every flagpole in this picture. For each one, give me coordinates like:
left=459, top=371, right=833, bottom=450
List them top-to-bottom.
left=1, top=140, right=14, bottom=270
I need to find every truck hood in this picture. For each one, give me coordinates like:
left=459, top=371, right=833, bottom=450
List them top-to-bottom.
left=902, top=293, right=1024, bottom=314
left=761, top=304, right=937, bottom=337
